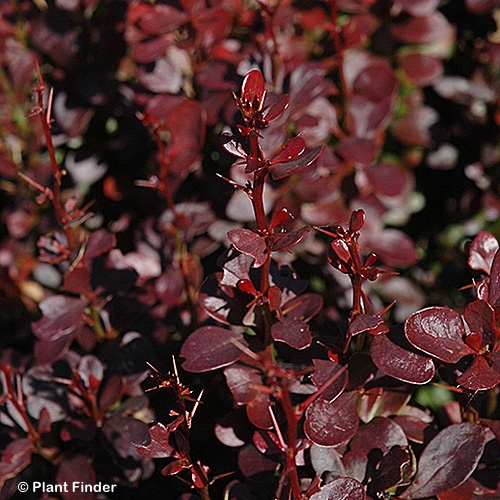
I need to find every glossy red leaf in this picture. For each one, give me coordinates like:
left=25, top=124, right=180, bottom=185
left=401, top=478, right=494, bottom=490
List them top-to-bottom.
left=241, top=70, right=265, bottom=109
left=264, top=94, right=290, bottom=122
left=221, top=133, right=247, bottom=159
left=272, top=137, right=306, bottom=163
left=269, top=146, right=324, bottom=181
left=228, top=229, right=268, bottom=268
left=467, top=231, right=499, bottom=274
left=405, top=306, right=475, bottom=363
left=271, top=318, right=312, bottom=350
left=180, top=326, right=248, bottom=373
left=371, top=329, right=435, bottom=384
left=304, top=391, right=359, bottom=446
left=400, top=423, right=486, bottom=499
left=162, top=459, right=184, bottom=476
left=310, top=477, right=366, bottom=500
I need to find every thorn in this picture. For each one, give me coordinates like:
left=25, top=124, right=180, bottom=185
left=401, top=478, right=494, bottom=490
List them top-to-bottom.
left=46, top=87, right=54, bottom=126
left=229, top=338, right=260, bottom=361
left=187, top=388, right=204, bottom=428
left=268, top=406, right=287, bottom=452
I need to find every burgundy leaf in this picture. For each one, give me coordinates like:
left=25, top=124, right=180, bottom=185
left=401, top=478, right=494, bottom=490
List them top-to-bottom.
left=138, top=4, right=187, bottom=35
left=390, top=11, right=455, bottom=44
left=399, top=53, right=443, bottom=87
left=241, top=70, right=265, bottom=109
left=264, top=94, right=290, bottom=122
left=391, top=106, right=439, bottom=147
left=221, top=133, right=247, bottom=159
left=272, top=137, right=306, bottom=163
left=336, top=137, right=377, bottom=167
left=269, top=146, right=324, bottom=181
left=366, top=163, right=411, bottom=199
left=271, top=226, right=311, bottom=252
left=369, top=228, right=418, bottom=267
left=228, top=229, right=268, bottom=268
left=467, top=231, right=499, bottom=274
left=488, top=250, right=500, bottom=309
left=281, top=293, right=323, bottom=321
left=32, top=295, right=86, bottom=342
left=463, top=300, right=496, bottom=346
left=404, top=306, right=474, bottom=363
left=349, top=314, right=389, bottom=336
left=271, top=318, right=312, bottom=350
left=180, top=326, right=248, bottom=373
left=371, top=329, right=435, bottom=385
left=456, top=355, right=500, bottom=391
left=312, top=358, right=348, bottom=403
left=224, top=365, right=260, bottom=404
left=246, top=391, right=273, bottom=430
left=304, top=391, right=359, bottom=446
left=215, top=412, right=252, bottom=448
left=393, top=415, right=431, bottom=444
left=350, top=417, right=408, bottom=456
left=134, top=422, right=176, bottom=459
left=400, top=423, right=486, bottom=499
left=0, top=439, right=34, bottom=489
left=237, top=444, right=277, bottom=478
left=368, top=446, right=414, bottom=494
left=56, top=455, right=96, bottom=500
left=162, top=459, right=184, bottom=476
left=310, top=477, right=366, bottom=500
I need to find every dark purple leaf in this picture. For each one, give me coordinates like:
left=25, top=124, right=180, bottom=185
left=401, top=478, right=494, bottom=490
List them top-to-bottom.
left=137, top=4, right=187, bottom=35
left=390, top=12, right=455, bottom=44
left=399, top=53, right=443, bottom=87
left=264, top=94, right=290, bottom=122
left=391, top=106, right=439, bottom=147
left=336, top=137, right=377, bottom=167
left=269, top=146, right=324, bottom=181
left=366, top=163, right=411, bottom=199
left=271, top=226, right=311, bottom=252
left=369, top=228, right=418, bottom=267
left=228, top=229, right=268, bottom=268
left=467, top=231, right=499, bottom=274
left=488, top=250, right=500, bottom=309
left=281, top=293, right=323, bottom=321
left=32, top=295, right=86, bottom=342
left=463, top=300, right=496, bottom=346
left=405, top=306, right=474, bottom=363
left=349, top=314, right=389, bottom=337
left=271, top=318, right=312, bottom=350
left=180, top=326, right=248, bottom=373
left=371, top=329, right=435, bottom=384
left=456, top=355, right=500, bottom=391
left=312, top=359, right=348, bottom=403
left=224, top=365, right=260, bottom=404
left=246, top=391, right=273, bottom=430
left=304, top=391, right=359, bottom=446
left=214, top=412, right=252, bottom=448
left=393, top=415, right=431, bottom=444
left=350, top=417, right=408, bottom=456
left=134, top=422, right=175, bottom=459
left=400, top=423, right=486, bottom=499
left=0, top=439, right=34, bottom=489
left=237, top=444, right=277, bottom=478
left=368, top=446, right=414, bottom=494
left=342, top=451, right=369, bottom=483
left=56, top=455, right=96, bottom=500
left=310, top=477, right=366, bottom=500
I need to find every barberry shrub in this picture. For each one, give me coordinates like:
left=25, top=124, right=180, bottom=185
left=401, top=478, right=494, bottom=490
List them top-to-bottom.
left=1, top=1, right=500, bottom=500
